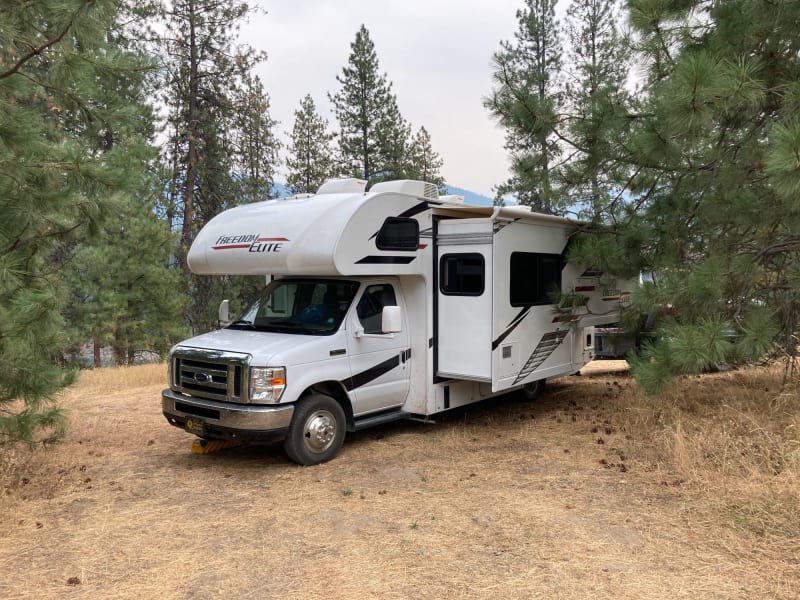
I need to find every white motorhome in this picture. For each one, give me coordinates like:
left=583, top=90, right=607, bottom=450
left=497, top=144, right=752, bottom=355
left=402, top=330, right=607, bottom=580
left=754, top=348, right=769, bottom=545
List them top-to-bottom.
left=162, top=179, right=631, bottom=464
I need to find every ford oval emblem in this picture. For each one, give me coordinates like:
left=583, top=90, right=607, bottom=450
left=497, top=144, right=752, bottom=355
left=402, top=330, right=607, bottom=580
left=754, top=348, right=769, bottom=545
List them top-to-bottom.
left=194, top=372, right=211, bottom=383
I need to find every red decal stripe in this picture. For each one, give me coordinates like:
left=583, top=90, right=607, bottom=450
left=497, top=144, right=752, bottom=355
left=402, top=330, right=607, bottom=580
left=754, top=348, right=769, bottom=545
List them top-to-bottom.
left=257, top=237, right=289, bottom=242
left=212, top=244, right=250, bottom=250
left=552, top=315, right=581, bottom=322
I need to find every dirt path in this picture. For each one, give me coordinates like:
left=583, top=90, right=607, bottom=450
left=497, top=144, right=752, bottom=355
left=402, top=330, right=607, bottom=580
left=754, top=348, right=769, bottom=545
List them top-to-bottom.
left=0, top=363, right=795, bottom=599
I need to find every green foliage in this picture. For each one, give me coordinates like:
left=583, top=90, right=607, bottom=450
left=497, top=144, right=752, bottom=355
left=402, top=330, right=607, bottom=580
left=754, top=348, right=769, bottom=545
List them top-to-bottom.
left=0, top=0, right=158, bottom=444
left=160, top=0, right=277, bottom=334
left=486, top=0, right=563, bottom=212
left=493, top=0, right=800, bottom=391
left=562, top=0, right=631, bottom=218
left=329, top=25, right=412, bottom=186
left=232, top=71, right=282, bottom=203
left=286, top=94, right=336, bottom=195
left=766, top=120, right=800, bottom=198
left=408, top=126, right=446, bottom=191
left=63, top=197, right=188, bottom=366
left=566, top=229, right=645, bottom=280
left=550, top=290, right=589, bottom=329
left=735, top=306, right=779, bottom=362
left=630, top=316, right=734, bottom=393
left=628, top=339, right=676, bottom=395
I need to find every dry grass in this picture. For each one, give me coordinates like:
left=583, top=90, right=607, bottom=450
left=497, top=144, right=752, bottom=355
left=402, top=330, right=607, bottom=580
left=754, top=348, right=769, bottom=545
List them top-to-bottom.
left=0, top=361, right=797, bottom=599
left=68, top=363, right=167, bottom=393
left=606, top=363, right=800, bottom=559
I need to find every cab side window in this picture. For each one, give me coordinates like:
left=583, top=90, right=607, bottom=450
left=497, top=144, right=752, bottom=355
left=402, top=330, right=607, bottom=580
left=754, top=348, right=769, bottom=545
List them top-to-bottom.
left=356, top=284, right=397, bottom=334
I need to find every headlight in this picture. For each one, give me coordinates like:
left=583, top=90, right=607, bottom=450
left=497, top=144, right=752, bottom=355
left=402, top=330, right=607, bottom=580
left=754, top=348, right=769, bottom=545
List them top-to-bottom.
left=249, top=367, right=286, bottom=403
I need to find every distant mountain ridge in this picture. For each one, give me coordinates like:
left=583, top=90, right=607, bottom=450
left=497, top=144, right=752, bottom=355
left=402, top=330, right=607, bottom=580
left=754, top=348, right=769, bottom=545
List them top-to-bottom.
left=271, top=182, right=496, bottom=207
left=443, top=185, right=495, bottom=207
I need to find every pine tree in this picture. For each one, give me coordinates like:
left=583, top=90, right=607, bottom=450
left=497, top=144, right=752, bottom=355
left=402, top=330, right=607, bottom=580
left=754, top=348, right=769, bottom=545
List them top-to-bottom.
left=0, top=0, right=158, bottom=444
left=55, top=0, right=188, bottom=368
left=160, top=0, right=276, bottom=333
left=162, top=0, right=248, bottom=270
left=486, top=0, right=563, bottom=212
left=562, top=0, right=631, bottom=218
left=568, top=0, right=800, bottom=391
left=329, top=24, right=410, bottom=186
left=232, top=70, right=281, bottom=202
left=285, top=94, right=336, bottom=195
left=374, top=103, right=413, bottom=183
left=408, top=126, right=446, bottom=191
left=63, top=197, right=187, bottom=367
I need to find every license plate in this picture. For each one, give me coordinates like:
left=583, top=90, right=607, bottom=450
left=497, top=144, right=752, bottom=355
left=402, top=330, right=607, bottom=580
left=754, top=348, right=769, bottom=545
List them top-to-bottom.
left=185, top=417, right=205, bottom=435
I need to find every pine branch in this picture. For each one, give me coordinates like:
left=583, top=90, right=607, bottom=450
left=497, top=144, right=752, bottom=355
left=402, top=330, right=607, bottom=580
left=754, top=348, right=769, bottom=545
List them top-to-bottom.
left=0, top=4, right=85, bottom=80
left=755, top=240, right=800, bottom=264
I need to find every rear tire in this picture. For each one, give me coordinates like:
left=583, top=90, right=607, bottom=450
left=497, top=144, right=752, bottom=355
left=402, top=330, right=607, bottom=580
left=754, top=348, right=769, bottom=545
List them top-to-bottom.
left=520, top=379, right=546, bottom=401
left=284, top=393, right=346, bottom=465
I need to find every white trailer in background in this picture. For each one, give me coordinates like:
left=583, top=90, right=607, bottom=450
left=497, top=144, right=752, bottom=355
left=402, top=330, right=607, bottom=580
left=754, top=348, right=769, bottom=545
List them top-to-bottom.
left=162, top=179, right=631, bottom=464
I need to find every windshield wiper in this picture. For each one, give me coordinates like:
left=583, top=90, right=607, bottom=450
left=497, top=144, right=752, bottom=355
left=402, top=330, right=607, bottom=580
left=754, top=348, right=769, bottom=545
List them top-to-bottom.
left=228, top=320, right=255, bottom=329
left=262, top=320, right=328, bottom=334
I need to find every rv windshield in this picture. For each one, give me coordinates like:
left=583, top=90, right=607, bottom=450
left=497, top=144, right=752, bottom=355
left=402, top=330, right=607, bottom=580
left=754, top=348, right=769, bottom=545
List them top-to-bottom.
left=230, top=279, right=359, bottom=335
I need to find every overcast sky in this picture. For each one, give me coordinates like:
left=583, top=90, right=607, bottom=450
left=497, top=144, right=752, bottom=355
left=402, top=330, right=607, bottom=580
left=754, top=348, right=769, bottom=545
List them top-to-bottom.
left=239, top=0, right=528, bottom=197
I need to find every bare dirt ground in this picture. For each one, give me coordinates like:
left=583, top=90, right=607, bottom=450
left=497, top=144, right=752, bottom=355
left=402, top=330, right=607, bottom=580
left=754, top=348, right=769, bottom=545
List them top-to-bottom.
left=1, top=361, right=798, bottom=599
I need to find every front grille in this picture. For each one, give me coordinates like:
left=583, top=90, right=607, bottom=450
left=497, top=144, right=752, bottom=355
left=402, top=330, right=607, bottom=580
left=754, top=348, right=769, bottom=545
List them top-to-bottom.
left=171, top=350, right=250, bottom=403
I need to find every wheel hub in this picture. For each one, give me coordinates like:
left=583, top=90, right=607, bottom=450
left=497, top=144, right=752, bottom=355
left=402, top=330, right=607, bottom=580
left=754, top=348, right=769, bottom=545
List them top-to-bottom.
left=303, top=410, right=336, bottom=452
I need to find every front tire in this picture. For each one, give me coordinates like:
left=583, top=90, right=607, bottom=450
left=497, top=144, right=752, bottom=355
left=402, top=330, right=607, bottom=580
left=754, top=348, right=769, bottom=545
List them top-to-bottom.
left=284, top=393, right=346, bottom=465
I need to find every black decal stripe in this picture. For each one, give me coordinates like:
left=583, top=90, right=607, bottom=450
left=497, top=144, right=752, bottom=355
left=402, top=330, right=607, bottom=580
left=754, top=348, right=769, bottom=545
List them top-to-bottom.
left=369, top=201, right=431, bottom=240
left=397, top=201, right=432, bottom=219
left=493, top=218, right=518, bottom=235
left=560, top=236, right=573, bottom=270
left=356, top=255, right=416, bottom=264
left=491, top=307, right=531, bottom=350
left=512, top=331, right=568, bottom=385
left=344, top=351, right=409, bottom=391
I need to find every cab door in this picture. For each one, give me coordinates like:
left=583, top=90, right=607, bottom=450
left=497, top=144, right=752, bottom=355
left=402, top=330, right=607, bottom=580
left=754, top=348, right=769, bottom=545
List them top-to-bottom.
left=345, top=281, right=411, bottom=416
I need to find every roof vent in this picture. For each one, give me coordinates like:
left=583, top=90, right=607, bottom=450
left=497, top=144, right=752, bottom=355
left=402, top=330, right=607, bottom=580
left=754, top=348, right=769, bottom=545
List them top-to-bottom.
left=316, top=178, right=367, bottom=195
left=370, top=180, right=439, bottom=200
left=438, top=195, right=465, bottom=204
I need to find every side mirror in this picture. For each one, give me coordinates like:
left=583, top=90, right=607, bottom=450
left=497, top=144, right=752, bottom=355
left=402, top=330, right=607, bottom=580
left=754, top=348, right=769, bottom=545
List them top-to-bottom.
left=218, top=299, right=230, bottom=327
left=381, top=305, right=402, bottom=333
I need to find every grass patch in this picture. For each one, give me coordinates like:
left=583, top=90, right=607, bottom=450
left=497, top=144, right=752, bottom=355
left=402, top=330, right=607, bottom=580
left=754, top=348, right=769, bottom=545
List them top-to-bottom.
left=0, top=360, right=797, bottom=599
left=608, top=363, right=800, bottom=542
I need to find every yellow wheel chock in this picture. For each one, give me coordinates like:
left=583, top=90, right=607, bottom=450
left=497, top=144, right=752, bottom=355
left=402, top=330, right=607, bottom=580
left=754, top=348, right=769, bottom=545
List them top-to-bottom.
left=191, top=439, right=243, bottom=454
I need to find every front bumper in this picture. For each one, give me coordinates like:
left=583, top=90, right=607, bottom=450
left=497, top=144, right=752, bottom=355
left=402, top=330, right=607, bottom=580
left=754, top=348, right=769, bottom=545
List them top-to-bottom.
left=162, top=389, right=294, bottom=442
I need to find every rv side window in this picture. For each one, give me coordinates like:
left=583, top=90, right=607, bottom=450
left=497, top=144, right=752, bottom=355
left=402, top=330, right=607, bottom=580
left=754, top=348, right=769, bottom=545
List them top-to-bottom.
left=376, top=217, right=419, bottom=251
left=510, top=252, right=562, bottom=306
left=440, top=253, right=485, bottom=296
left=356, top=284, right=397, bottom=334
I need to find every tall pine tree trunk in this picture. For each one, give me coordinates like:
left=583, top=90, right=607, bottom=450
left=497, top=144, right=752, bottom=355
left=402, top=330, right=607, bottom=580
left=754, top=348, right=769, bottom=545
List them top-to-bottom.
left=180, top=0, right=199, bottom=273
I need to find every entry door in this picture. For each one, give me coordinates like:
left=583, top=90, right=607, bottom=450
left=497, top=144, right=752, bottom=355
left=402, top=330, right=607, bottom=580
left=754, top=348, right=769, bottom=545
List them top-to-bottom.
left=436, top=219, right=493, bottom=380
left=345, top=282, right=411, bottom=416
